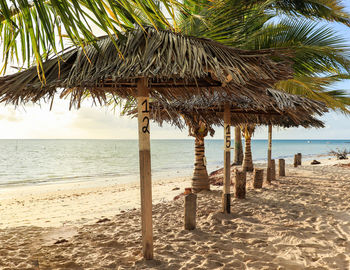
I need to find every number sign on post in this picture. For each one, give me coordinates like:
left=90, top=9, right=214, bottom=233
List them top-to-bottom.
left=137, top=78, right=153, bottom=260
left=222, top=104, right=231, bottom=213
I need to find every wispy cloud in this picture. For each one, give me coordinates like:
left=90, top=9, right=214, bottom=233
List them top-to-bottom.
left=0, top=108, right=22, bottom=122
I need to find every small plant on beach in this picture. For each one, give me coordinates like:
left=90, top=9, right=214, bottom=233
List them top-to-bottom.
left=329, top=149, right=350, bottom=160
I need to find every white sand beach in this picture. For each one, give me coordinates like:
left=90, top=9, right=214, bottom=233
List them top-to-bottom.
left=1, top=157, right=350, bottom=269
left=0, top=176, right=190, bottom=228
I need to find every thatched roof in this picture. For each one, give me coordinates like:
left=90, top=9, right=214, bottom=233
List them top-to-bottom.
left=0, top=27, right=292, bottom=107
left=128, top=89, right=327, bottom=132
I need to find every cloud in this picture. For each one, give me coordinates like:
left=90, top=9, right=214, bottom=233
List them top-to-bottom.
left=70, top=107, right=136, bottom=130
left=0, top=109, right=22, bottom=122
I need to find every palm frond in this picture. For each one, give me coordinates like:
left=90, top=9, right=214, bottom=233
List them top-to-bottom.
left=0, top=0, right=180, bottom=75
left=257, top=0, right=350, bottom=26
left=244, top=19, right=350, bottom=75
left=276, top=75, right=350, bottom=113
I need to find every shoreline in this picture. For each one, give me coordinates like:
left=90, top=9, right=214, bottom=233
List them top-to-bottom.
left=0, top=151, right=339, bottom=190
left=0, top=155, right=349, bottom=229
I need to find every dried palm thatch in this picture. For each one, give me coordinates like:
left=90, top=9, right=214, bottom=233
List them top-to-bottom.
left=0, top=27, right=292, bottom=107
left=128, top=89, right=327, bottom=131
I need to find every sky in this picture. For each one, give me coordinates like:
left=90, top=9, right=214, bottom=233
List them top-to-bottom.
left=0, top=2, right=350, bottom=140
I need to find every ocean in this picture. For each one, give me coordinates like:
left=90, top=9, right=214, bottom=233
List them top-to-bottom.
left=0, top=139, right=349, bottom=188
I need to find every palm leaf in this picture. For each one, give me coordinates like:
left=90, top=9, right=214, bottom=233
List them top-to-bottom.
left=0, top=0, right=181, bottom=75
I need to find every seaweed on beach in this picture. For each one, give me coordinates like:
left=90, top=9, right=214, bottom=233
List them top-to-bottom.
left=329, top=148, right=350, bottom=160
left=335, top=163, right=350, bottom=168
left=209, top=165, right=239, bottom=186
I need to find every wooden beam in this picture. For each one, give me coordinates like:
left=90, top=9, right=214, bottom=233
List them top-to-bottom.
left=99, top=77, right=222, bottom=89
left=137, top=78, right=153, bottom=260
left=135, top=103, right=283, bottom=117
left=222, top=104, right=231, bottom=213
left=201, top=108, right=283, bottom=115
left=230, top=110, right=283, bottom=115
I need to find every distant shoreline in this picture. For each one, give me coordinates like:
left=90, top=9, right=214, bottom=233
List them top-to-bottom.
left=0, top=138, right=350, bottom=141
left=0, top=139, right=349, bottom=190
left=0, top=152, right=341, bottom=191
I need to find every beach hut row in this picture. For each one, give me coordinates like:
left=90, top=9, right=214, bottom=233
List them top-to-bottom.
left=0, top=27, right=325, bottom=259
left=128, top=88, right=327, bottom=210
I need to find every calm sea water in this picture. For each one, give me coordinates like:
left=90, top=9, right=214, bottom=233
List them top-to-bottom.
left=0, top=139, right=349, bottom=187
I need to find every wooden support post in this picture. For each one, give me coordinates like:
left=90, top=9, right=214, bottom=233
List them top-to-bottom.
left=137, top=78, right=153, bottom=260
left=222, top=104, right=231, bottom=213
left=266, top=124, right=272, bottom=183
left=297, top=153, right=302, bottom=166
left=294, top=154, right=298, bottom=167
left=271, top=159, right=276, bottom=181
left=279, top=159, right=285, bottom=176
left=266, top=167, right=272, bottom=184
left=253, top=168, right=263, bottom=188
left=234, top=169, right=246, bottom=199
left=184, top=193, right=197, bottom=230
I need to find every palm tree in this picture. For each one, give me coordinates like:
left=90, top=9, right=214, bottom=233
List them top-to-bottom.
left=0, top=0, right=180, bottom=74
left=177, top=0, right=350, bottom=174
left=178, top=0, right=350, bottom=58
left=179, top=1, right=350, bottom=109
left=186, top=118, right=211, bottom=192
left=241, top=124, right=255, bottom=172
left=233, top=126, right=243, bottom=165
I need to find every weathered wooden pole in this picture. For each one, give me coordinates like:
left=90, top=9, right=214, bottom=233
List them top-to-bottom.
left=137, top=78, right=153, bottom=260
left=222, top=104, right=231, bottom=213
left=266, top=124, right=273, bottom=183
left=297, top=153, right=302, bottom=166
left=294, top=154, right=298, bottom=167
left=271, top=159, right=276, bottom=181
left=279, top=159, right=285, bottom=176
left=266, top=167, right=272, bottom=184
left=253, top=168, right=264, bottom=188
left=234, top=169, right=246, bottom=199
left=184, top=193, right=197, bottom=230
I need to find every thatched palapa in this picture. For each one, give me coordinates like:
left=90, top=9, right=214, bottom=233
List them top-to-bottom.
left=0, top=27, right=292, bottom=106
left=132, top=89, right=327, bottom=130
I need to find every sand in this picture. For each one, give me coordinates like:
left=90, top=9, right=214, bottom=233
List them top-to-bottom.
left=1, top=157, right=350, bottom=269
left=0, top=176, right=189, bottom=228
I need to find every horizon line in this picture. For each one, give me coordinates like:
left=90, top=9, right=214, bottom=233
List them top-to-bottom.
left=0, top=138, right=349, bottom=141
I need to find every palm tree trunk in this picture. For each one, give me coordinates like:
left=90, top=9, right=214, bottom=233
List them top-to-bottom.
left=234, top=126, right=243, bottom=165
left=242, top=132, right=254, bottom=172
left=191, top=137, right=209, bottom=192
